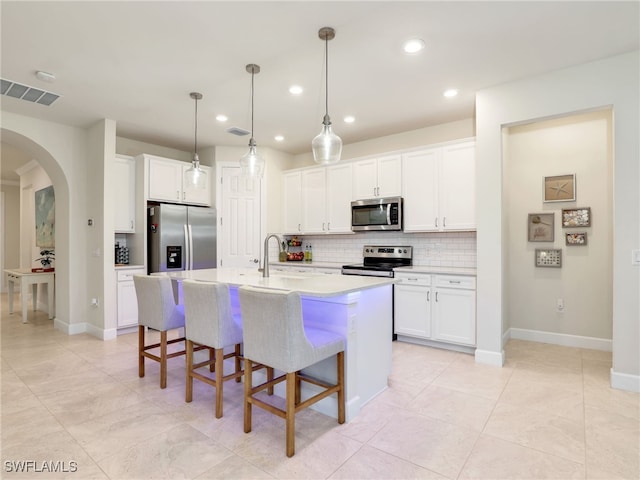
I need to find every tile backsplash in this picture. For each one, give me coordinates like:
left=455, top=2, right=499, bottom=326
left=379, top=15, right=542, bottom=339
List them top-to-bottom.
left=272, top=231, right=476, bottom=268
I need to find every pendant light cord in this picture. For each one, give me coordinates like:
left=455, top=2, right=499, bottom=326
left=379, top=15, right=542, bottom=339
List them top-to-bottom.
left=324, top=35, right=329, bottom=117
left=250, top=67, right=255, bottom=138
left=194, top=95, right=198, bottom=157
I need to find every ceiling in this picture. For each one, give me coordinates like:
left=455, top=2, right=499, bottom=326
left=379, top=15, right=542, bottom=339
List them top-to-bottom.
left=1, top=1, right=638, bottom=181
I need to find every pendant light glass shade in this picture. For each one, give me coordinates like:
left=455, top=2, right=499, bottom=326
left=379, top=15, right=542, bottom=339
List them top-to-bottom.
left=312, top=27, right=342, bottom=165
left=240, top=64, right=265, bottom=178
left=184, top=92, right=207, bottom=190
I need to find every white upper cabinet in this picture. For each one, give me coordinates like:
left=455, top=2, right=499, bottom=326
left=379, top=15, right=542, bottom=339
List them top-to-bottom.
left=402, top=140, right=475, bottom=232
left=439, top=141, right=476, bottom=231
left=145, top=154, right=211, bottom=206
left=352, top=154, right=401, bottom=199
left=114, top=155, right=136, bottom=233
left=325, top=162, right=353, bottom=233
left=282, top=163, right=353, bottom=235
left=301, top=167, right=327, bottom=234
left=283, top=171, right=303, bottom=233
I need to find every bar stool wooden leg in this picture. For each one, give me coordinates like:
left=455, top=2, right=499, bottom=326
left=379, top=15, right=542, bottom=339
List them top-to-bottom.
left=138, top=325, right=145, bottom=378
left=160, top=330, right=168, bottom=389
left=186, top=339, right=194, bottom=402
left=235, top=344, right=242, bottom=382
left=209, top=347, right=215, bottom=373
left=215, top=348, right=224, bottom=418
left=244, top=358, right=253, bottom=433
left=267, top=367, right=274, bottom=395
left=286, top=372, right=296, bottom=457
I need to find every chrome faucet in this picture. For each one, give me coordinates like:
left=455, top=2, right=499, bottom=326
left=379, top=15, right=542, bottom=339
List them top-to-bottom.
left=262, top=234, right=282, bottom=278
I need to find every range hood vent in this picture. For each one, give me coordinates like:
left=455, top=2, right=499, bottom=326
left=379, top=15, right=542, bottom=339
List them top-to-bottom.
left=1, top=78, right=61, bottom=106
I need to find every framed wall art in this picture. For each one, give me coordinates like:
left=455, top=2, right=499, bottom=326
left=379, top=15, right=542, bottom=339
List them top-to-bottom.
left=544, top=174, right=576, bottom=202
left=35, top=185, right=55, bottom=248
left=562, top=207, right=591, bottom=227
left=528, top=213, right=554, bottom=242
left=566, top=232, right=587, bottom=246
left=535, top=249, right=562, bottom=267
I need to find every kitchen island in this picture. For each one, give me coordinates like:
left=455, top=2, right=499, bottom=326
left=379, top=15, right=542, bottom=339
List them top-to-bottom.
left=158, top=267, right=395, bottom=421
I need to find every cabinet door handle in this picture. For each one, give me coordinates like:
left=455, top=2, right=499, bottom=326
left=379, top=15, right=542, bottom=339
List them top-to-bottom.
left=177, top=190, right=180, bottom=200
left=443, top=217, right=446, bottom=228
left=435, top=218, right=438, bottom=228
left=130, top=220, right=134, bottom=229
left=323, top=222, right=326, bottom=231
left=327, top=222, right=330, bottom=231
left=298, top=223, right=301, bottom=231
left=427, top=291, right=430, bottom=301
left=435, top=291, right=439, bottom=302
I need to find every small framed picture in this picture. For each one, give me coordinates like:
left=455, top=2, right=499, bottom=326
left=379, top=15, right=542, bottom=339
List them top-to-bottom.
left=544, top=174, right=576, bottom=202
left=562, top=207, right=591, bottom=228
left=528, top=213, right=554, bottom=242
left=566, top=232, right=587, bottom=246
left=535, top=249, right=562, bottom=268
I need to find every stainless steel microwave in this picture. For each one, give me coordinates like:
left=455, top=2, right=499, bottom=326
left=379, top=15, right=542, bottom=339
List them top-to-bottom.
left=351, top=197, right=403, bottom=231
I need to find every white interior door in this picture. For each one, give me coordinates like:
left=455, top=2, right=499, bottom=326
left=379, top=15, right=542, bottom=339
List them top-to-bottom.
left=219, top=166, right=262, bottom=268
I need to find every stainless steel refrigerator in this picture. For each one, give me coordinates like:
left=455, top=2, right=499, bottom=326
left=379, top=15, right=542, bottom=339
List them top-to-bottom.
left=148, top=203, right=217, bottom=273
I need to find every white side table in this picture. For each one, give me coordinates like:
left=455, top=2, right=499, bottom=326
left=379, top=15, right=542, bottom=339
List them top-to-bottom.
left=4, top=269, right=55, bottom=323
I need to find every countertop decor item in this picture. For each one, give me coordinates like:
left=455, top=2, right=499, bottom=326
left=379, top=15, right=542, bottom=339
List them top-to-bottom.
left=312, top=26, right=342, bottom=165
left=239, top=64, right=265, bottom=178
left=184, top=92, right=207, bottom=190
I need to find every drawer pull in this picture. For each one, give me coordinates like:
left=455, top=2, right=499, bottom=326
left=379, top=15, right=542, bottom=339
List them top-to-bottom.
left=407, top=278, right=419, bottom=282
left=449, top=280, right=461, bottom=284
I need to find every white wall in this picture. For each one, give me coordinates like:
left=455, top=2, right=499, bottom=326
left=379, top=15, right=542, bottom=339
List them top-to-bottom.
left=476, top=51, right=639, bottom=391
left=505, top=110, right=613, bottom=344
left=1, top=185, right=20, bottom=273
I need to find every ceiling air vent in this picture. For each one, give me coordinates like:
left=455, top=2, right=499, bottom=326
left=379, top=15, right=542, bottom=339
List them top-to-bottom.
left=1, top=78, right=61, bottom=106
left=226, top=126, right=250, bottom=136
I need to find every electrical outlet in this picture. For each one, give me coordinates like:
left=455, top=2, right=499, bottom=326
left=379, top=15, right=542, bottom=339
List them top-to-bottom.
left=556, top=298, right=564, bottom=312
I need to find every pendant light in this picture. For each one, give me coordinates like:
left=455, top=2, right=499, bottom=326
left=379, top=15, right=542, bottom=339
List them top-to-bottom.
left=312, top=26, right=342, bottom=165
left=240, top=64, right=265, bottom=178
left=184, top=92, right=207, bottom=190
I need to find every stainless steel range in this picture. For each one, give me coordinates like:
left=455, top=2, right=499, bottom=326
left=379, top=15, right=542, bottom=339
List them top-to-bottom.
left=342, top=246, right=413, bottom=277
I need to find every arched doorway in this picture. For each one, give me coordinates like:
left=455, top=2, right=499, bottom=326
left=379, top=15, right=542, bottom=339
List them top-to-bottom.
left=1, top=128, right=71, bottom=332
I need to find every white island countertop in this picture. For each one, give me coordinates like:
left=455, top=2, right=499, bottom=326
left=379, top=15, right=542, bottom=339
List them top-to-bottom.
left=159, top=267, right=396, bottom=297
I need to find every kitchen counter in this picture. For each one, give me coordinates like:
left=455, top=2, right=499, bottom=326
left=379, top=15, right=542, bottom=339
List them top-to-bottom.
left=269, top=261, right=344, bottom=270
left=115, top=264, right=144, bottom=270
left=395, top=265, right=477, bottom=276
left=158, top=267, right=393, bottom=421
left=162, top=267, right=394, bottom=297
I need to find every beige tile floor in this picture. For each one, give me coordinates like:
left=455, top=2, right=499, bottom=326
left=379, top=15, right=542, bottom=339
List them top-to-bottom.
left=1, top=293, right=638, bottom=479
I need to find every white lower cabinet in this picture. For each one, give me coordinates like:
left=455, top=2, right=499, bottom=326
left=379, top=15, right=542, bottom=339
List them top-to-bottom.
left=116, top=268, right=145, bottom=328
left=394, top=272, right=476, bottom=346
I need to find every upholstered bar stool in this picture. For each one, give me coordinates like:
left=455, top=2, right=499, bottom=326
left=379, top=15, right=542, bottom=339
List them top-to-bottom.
left=133, top=274, right=187, bottom=389
left=182, top=279, right=244, bottom=418
left=238, top=285, right=345, bottom=457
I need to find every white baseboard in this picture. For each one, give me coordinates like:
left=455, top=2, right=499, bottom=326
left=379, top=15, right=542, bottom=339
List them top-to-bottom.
left=54, top=318, right=87, bottom=335
left=85, top=323, right=118, bottom=340
left=508, top=328, right=612, bottom=351
left=502, top=329, right=511, bottom=348
left=475, top=349, right=505, bottom=367
left=611, top=368, right=640, bottom=393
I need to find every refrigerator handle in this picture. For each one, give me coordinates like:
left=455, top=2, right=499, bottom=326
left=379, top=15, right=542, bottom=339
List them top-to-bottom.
left=183, top=224, right=190, bottom=270
left=187, top=224, right=194, bottom=270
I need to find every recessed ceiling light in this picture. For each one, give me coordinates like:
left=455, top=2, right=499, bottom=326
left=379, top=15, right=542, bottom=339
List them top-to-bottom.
left=402, top=38, right=425, bottom=54
left=289, top=85, right=303, bottom=95
left=443, top=89, right=458, bottom=98
left=216, top=114, right=228, bottom=122
left=344, top=116, right=355, bottom=124
left=275, top=135, right=284, bottom=142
